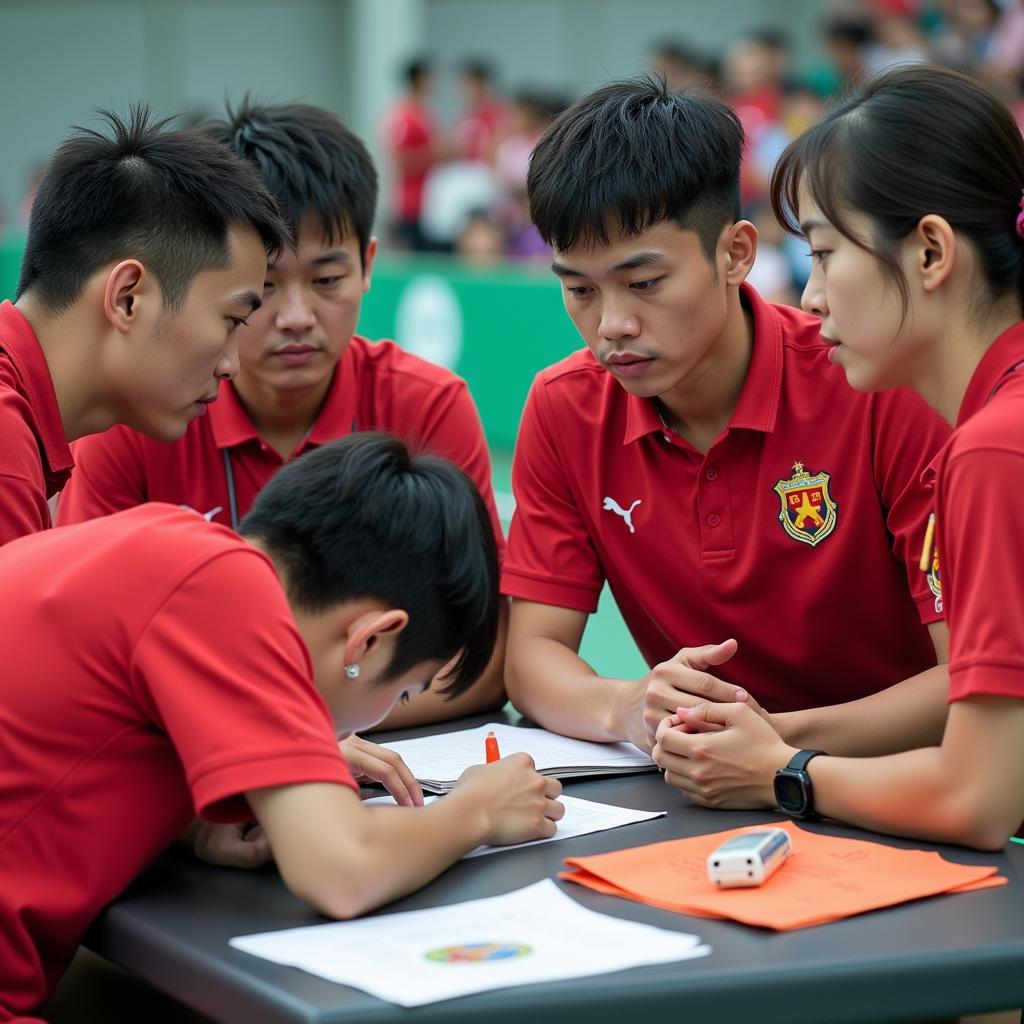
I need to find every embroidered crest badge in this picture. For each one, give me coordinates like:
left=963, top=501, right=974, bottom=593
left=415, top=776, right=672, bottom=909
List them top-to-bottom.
left=773, top=461, right=838, bottom=547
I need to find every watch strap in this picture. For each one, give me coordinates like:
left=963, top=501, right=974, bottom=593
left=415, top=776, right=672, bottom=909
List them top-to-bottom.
left=786, top=749, right=827, bottom=773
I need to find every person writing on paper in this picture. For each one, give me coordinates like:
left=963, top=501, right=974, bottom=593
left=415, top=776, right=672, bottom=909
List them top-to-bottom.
left=655, top=65, right=1024, bottom=849
left=502, top=77, right=951, bottom=795
left=58, top=100, right=508, bottom=731
left=0, top=433, right=563, bottom=1020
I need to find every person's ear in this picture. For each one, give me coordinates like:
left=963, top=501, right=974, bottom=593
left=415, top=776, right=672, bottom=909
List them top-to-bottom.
left=915, top=214, right=956, bottom=293
left=722, top=220, right=758, bottom=286
left=361, top=237, right=378, bottom=293
left=102, top=260, right=149, bottom=333
left=343, top=608, right=409, bottom=669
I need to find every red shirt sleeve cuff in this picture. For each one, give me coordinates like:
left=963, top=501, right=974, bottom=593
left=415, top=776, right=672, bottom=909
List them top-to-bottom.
left=500, top=568, right=600, bottom=614
left=948, top=662, right=1024, bottom=703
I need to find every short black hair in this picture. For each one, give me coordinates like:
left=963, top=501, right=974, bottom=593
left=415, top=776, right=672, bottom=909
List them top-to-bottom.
left=405, top=58, right=432, bottom=90
left=528, top=76, right=743, bottom=262
left=205, top=100, right=378, bottom=263
left=18, top=104, right=286, bottom=312
left=240, top=433, right=500, bottom=698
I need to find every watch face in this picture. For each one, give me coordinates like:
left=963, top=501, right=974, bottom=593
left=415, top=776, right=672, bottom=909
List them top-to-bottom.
left=774, top=771, right=807, bottom=814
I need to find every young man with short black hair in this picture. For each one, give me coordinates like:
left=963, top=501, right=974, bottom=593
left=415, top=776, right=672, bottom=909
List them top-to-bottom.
left=503, top=77, right=952, bottom=810
left=59, top=101, right=507, bottom=727
left=0, top=106, right=286, bottom=546
left=0, top=432, right=563, bottom=1021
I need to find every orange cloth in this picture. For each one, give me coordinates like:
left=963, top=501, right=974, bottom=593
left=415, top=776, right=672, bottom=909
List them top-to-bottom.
left=561, top=821, right=1005, bottom=930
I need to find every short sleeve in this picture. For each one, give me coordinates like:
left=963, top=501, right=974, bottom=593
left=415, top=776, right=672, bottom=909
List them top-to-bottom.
left=411, top=379, right=506, bottom=560
left=502, top=379, right=604, bottom=612
left=870, top=387, right=952, bottom=624
left=0, top=391, right=50, bottom=546
left=57, top=427, right=150, bottom=525
left=942, top=447, right=1024, bottom=701
left=130, top=549, right=355, bottom=822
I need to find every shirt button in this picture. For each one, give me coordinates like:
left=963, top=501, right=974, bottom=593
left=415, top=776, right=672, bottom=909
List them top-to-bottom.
left=705, top=467, right=718, bottom=481
left=707, top=512, right=721, bottom=527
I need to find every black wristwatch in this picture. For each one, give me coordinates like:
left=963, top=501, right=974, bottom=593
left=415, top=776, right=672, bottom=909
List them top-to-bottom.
left=774, top=749, right=827, bottom=820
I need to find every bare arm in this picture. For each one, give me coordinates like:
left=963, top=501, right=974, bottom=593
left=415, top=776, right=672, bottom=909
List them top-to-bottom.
left=372, top=599, right=509, bottom=730
left=505, top=599, right=747, bottom=752
left=774, top=622, right=950, bottom=756
left=808, top=695, right=1024, bottom=849
left=248, top=754, right=563, bottom=919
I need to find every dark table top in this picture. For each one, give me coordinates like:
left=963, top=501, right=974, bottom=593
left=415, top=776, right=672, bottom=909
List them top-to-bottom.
left=91, top=714, right=1024, bottom=1024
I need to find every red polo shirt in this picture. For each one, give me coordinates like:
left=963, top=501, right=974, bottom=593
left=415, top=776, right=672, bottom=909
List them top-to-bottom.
left=503, top=285, right=950, bottom=714
left=0, top=301, right=73, bottom=545
left=932, top=323, right=1024, bottom=703
left=57, top=336, right=503, bottom=554
left=0, top=504, right=355, bottom=1019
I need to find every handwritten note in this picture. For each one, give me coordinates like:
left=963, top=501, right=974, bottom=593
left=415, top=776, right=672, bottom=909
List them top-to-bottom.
left=561, top=821, right=1006, bottom=930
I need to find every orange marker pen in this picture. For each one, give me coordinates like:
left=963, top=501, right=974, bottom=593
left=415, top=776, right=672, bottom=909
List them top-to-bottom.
left=485, top=730, right=501, bottom=763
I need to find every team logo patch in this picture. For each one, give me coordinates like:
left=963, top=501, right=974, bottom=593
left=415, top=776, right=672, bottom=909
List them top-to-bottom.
left=773, top=461, right=838, bottom=547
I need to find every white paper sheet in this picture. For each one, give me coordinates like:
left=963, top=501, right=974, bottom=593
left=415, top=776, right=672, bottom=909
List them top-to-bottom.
left=379, top=722, right=655, bottom=792
left=361, top=793, right=666, bottom=857
left=230, top=879, right=710, bottom=1007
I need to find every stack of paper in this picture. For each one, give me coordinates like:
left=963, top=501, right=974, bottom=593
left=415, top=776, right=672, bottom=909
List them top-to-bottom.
left=379, top=722, right=655, bottom=793
left=362, top=793, right=666, bottom=858
left=561, top=821, right=1007, bottom=930
left=230, top=879, right=710, bottom=1007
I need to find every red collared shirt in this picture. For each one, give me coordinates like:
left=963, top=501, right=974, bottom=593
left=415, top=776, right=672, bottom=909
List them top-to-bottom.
left=503, top=285, right=951, bottom=714
left=0, top=301, right=73, bottom=546
left=930, top=322, right=1024, bottom=703
left=58, top=336, right=504, bottom=555
left=0, top=504, right=354, bottom=1018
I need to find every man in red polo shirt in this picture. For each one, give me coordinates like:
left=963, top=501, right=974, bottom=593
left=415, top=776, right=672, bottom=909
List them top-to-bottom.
left=502, top=78, right=952, bottom=808
left=58, top=101, right=505, bottom=729
left=0, top=107, right=286, bottom=548
left=0, top=434, right=562, bottom=1022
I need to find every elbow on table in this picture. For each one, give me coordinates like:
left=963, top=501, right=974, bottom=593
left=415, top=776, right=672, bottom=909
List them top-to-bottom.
left=942, top=794, right=1017, bottom=852
left=284, top=870, right=369, bottom=921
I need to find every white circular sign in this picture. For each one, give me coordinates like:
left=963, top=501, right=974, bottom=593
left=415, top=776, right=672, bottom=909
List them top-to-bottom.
left=394, top=275, right=464, bottom=370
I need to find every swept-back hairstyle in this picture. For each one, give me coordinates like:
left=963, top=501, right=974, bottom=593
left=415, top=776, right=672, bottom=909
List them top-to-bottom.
left=770, top=65, right=1024, bottom=313
left=527, top=75, right=743, bottom=261
left=205, top=100, right=378, bottom=263
left=18, top=104, right=286, bottom=311
left=240, top=433, right=500, bottom=698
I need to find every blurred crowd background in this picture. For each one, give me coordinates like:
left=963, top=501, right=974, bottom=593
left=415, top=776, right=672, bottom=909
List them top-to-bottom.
left=5, top=0, right=1024, bottom=308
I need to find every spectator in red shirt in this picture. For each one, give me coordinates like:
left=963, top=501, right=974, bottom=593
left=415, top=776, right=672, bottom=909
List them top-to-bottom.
left=381, top=58, right=439, bottom=252
left=455, top=60, right=509, bottom=164
left=660, top=66, right=1024, bottom=850
left=0, top=106, right=286, bottom=546
left=0, top=433, right=563, bottom=1020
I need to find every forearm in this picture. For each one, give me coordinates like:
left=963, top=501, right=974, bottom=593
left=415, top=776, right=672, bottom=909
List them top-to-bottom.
left=506, top=635, right=634, bottom=743
left=773, top=664, right=950, bottom=756
left=808, top=697, right=1024, bottom=850
left=266, top=788, right=490, bottom=920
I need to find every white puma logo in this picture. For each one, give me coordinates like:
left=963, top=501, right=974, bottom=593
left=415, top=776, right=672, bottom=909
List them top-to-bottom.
left=603, top=496, right=642, bottom=534
left=179, top=504, right=223, bottom=522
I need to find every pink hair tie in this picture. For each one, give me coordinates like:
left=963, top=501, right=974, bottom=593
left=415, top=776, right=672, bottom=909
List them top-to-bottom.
left=1016, top=190, right=1024, bottom=240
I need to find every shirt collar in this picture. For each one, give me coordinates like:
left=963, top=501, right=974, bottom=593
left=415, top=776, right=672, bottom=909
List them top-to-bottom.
left=622, top=283, right=783, bottom=445
left=0, top=301, right=74, bottom=474
left=955, top=320, right=1024, bottom=428
left=208, top=340, right=360, bottom=450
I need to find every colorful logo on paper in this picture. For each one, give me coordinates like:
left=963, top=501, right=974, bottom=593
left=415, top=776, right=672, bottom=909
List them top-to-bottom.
left=773, top=461, right=838, bottom=547
left=424, top=942, right=533, bottom=964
